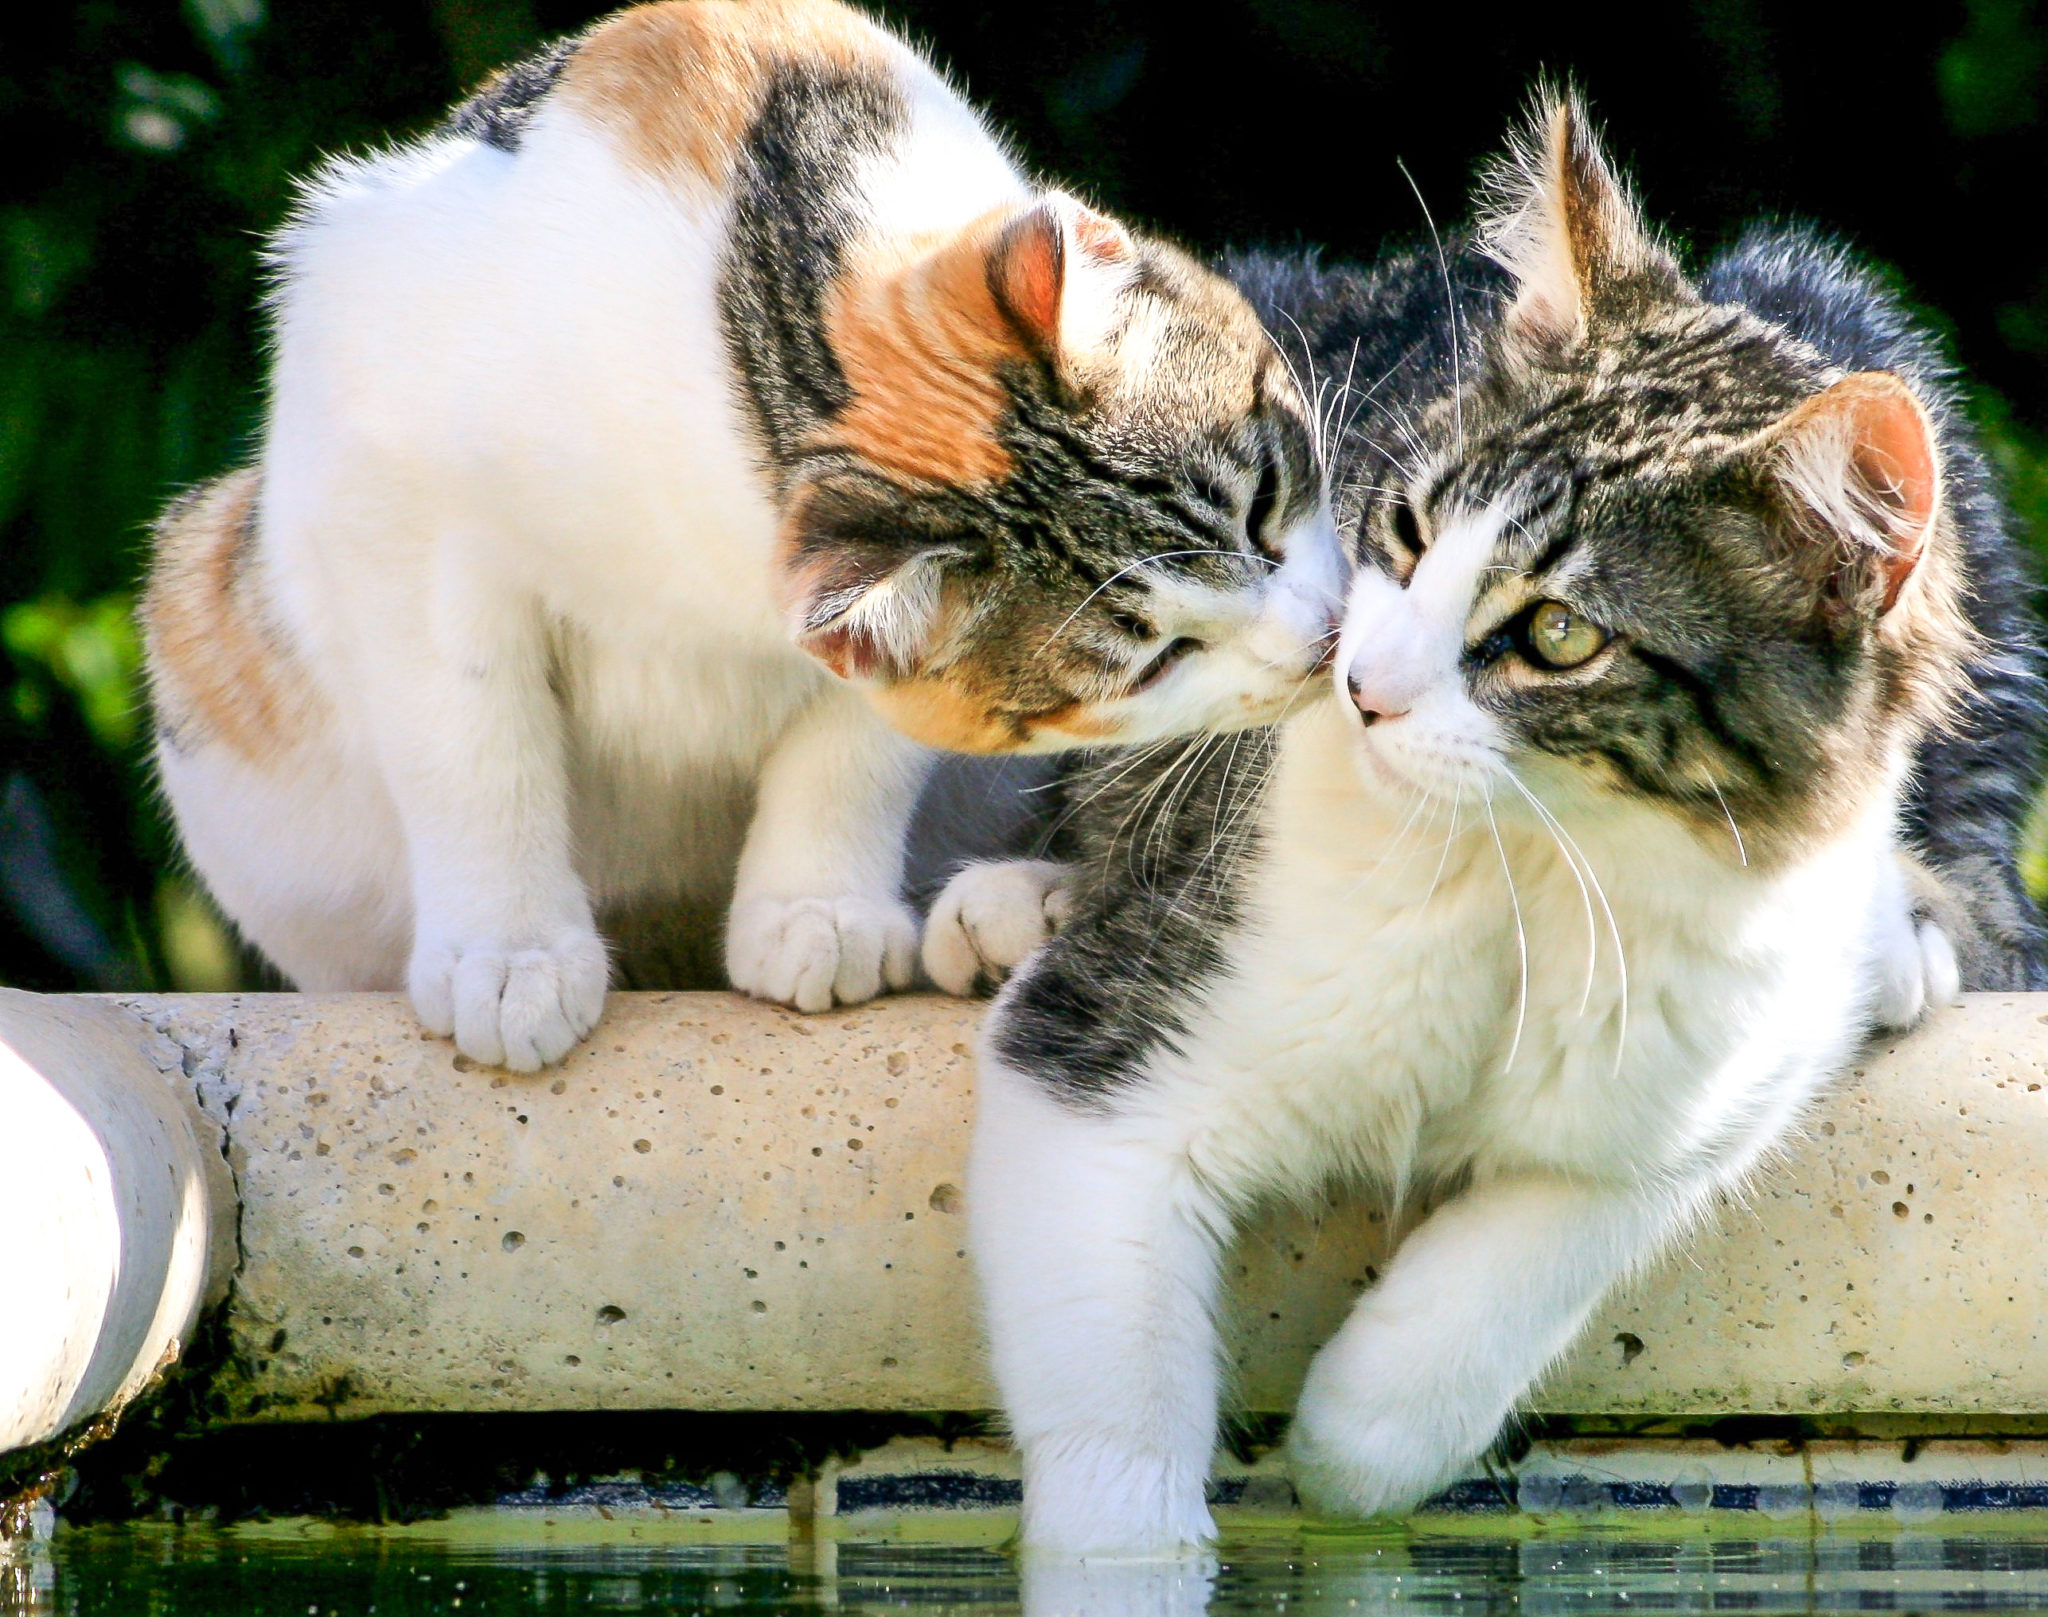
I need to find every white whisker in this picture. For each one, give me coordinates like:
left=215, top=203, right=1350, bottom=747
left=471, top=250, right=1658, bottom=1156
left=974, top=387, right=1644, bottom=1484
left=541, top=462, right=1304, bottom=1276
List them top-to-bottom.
left=1035, top=548, right=1276, bottom=659
left=1503, top=766, right=1597, bottom=1016
left=1506, top=769, right=1630, bottom=1081
left=1708, top=779, right=1748, bottom=868
left=1421, top=789, right=1465, bottom=909
left=1483, top=789, right=1527, bottom=1078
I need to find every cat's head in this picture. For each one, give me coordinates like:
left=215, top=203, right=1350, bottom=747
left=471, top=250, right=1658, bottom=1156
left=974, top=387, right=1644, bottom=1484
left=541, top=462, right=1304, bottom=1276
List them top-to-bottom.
left=1335, top=94, right=1973, bottom=861
left=778, top=193, right=1345, bottom=754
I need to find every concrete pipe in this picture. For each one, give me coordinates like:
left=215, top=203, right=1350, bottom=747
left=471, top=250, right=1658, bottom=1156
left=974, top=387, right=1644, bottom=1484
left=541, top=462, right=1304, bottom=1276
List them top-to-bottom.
left=95, top=988, right=2048, bottom=1423
left=0, top=989, right=234, bottom=1452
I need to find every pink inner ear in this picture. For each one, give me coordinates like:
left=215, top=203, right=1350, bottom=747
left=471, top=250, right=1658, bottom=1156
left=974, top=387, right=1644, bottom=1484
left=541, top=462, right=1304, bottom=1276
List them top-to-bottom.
left=989, top=203, right=1066, bottom=352
left=1071, top=206, right=1131, bottom=265
left=1775, top=371, right=1941, bottom=615
left=1846, top=378, right=1939, bottom=611
left=799, top=621, right=875, bottom=682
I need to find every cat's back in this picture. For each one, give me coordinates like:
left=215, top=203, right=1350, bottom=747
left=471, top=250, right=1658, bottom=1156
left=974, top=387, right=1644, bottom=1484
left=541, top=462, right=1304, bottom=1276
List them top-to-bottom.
left=268, top=0, right=1022, bottom=484
left=287, top=1, right=1006, bottom=261
left=1705, top=226, right=2048, bottom=988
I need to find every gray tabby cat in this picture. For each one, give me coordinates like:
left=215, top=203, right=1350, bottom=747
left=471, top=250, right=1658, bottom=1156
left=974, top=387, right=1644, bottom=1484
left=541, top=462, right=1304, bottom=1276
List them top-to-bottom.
left=927, top=96, right=2034, bottom=1555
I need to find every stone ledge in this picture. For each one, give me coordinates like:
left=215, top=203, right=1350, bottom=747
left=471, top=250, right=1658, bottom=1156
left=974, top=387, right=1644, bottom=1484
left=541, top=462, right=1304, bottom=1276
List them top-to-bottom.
left=7, top=990, right=2048, bottom=1442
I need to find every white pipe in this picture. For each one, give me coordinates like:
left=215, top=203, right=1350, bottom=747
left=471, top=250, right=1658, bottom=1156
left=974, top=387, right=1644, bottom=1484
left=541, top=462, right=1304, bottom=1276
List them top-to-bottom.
left=0, top=990, right=231, bottom=1452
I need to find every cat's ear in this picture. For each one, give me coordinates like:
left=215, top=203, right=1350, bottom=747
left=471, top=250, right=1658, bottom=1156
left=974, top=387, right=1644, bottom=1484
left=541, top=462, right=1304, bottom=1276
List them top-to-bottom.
left=1480, top=90, right=1678, bottom=352
left=986, top=192, right=1138, bottom=363
left=1759, top=370, right=1941, bottom=615
left=781, top=479, right=966, bottom=681
left=788, top=549, right=954, bottom=681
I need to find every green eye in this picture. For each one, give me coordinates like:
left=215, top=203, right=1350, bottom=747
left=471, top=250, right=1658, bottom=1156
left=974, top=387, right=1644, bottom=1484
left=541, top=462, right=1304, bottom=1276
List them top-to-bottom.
left=1525, top=601, right=1608, bottom=669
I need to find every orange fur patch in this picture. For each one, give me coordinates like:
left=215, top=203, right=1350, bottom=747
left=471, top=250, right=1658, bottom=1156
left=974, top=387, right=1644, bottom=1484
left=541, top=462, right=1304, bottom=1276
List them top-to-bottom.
left=560, top=0, right=886, bottom=191
left=817, top=211, right=1028, bottom=486
left=142, top=470, right=322, bottom=761
left=864, top=673, right=1021, bottom=753
left=862, top=676, right=1113, bottom=754
left=1018, top=701, right=1119, bottom=745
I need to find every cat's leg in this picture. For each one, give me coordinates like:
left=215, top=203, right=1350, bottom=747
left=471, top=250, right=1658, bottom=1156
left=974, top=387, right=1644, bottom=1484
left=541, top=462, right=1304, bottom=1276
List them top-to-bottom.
left=358, top=585, right=607, bottom=1072
left=727, top=684, right=930, bottom=1011
left=155, top=726, right=411, bottom=991
left=1867, top=848, right=1962, bottom=1030
left=922, top=859, right=1074, bottom=995
left=972, top=1054, right=1226, bottom=1556
left=1286, top=1175, right=1682, bottom=1516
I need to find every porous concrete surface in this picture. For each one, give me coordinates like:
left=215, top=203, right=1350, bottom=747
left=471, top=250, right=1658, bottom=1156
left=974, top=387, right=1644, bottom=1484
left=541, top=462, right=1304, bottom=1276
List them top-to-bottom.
left=0, top=990, right=234, bottom=1451
left=101, top=990, right=2048, bottom=1420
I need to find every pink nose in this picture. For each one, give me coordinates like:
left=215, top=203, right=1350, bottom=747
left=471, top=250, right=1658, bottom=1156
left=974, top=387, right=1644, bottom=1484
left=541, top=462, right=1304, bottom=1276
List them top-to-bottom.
left=1347, top=671, right=1411, bottom=726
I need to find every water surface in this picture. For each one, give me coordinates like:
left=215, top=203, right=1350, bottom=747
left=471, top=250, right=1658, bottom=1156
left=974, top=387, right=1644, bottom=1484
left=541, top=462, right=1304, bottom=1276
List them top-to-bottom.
left=18, top=1525, right=2048, bottom=1613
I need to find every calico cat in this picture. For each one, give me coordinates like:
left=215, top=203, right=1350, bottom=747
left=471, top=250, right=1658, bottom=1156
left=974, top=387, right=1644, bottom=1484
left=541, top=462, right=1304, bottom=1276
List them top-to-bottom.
left=140, top=0, right=1342, bottom=1070
left=935, top=97, right=2025, bottom=1554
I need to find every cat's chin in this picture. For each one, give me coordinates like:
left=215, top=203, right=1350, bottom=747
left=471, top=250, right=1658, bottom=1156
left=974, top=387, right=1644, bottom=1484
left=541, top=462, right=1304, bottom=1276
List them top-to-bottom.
left=1346, top=733, right=1489, bottom=807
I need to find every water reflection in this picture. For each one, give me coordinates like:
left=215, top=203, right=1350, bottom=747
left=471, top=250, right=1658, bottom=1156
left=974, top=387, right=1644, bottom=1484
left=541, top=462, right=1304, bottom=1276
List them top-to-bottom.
left=20, top=1527, right=2048, bottom=1613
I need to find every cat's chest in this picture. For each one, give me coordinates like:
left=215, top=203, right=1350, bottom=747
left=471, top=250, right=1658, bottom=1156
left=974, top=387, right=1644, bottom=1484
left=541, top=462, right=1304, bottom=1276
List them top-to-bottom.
left=560, top=624, right=823, bottom=772
left=1158, top=744, right=1794, bottom=1189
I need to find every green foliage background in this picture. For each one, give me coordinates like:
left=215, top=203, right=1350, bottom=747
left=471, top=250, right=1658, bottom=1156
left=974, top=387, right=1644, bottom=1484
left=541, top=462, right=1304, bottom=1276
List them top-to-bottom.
left=4, top=0, right=2047, bottom=990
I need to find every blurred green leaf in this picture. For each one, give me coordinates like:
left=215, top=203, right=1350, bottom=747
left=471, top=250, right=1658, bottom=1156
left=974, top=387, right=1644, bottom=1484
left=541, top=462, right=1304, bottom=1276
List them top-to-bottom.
left=185, top=0, right=266, bottom=76
left=1940, top=0, right=2045, bottom=138
left=1972, top=389, right=2048, bottom=566
left=4, top=593, right=144, bottom=750
left=157, top=876, right=240, bottom=991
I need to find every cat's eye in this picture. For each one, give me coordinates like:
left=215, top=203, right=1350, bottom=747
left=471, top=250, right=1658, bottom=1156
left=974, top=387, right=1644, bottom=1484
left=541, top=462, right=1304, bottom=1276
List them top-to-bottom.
left=1244, top=455, right=1282, bottom=557
left=1388, top=498, right=1425, bottom=557
left=1522, top=601, right=1609, bottom=670
left=1108, top=609, right=1156, bottom=641
left=1133, top=636, right=1203, bottom=691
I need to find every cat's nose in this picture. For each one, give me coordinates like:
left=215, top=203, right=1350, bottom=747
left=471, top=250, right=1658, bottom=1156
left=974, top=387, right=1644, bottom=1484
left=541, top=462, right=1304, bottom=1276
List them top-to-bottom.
left=1343, top=638, right=1434, bottom=726
left=1346, top=672, right=1410, bottom=727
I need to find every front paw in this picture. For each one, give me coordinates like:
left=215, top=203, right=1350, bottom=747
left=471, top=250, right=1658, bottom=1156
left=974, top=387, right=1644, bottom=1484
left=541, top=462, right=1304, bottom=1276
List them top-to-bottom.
left=922, top=860, right=1074, bottom=996
left=727, top=893, right=918, bottom=1012
left=1870, top=914, right=1962, bottom=1032
left=409, top=927, right=610, bottom=1072
left=1285, top=1369, right=1477, bottom=1519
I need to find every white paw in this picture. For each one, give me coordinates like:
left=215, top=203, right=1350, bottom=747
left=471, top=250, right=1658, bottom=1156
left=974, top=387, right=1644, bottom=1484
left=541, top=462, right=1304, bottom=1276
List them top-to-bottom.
left=922, top=860, right=1075, bottom=996
left=726, top=892, right=918, bottom=1012
left=1870, top=916, right=1961, bottom=1032
left=409, top=927, right=610, bottom=1072
left=1285, top=1340, right=1496, bottom=1519
left=1285, top=1399, right=1471, bottom=1520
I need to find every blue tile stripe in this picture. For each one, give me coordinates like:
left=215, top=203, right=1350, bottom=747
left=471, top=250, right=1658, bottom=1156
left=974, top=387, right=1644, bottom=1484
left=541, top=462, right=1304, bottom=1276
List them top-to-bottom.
left=488, top=1471, right=2048, bottom=1516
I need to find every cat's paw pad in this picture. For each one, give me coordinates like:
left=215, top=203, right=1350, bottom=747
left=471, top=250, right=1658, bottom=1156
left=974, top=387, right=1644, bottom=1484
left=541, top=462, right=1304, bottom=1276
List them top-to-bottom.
left=921, top=859, right=1074, bottom=996
left=727, top=893, right=918, bottom=1012
left=1870, top=915, right=1961, bottom=1031
left=409, top=928, right=610, bottom=1072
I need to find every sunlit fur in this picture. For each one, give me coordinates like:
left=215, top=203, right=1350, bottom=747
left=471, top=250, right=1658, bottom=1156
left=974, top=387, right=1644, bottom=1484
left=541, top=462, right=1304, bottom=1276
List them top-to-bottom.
left=140, top=0, right=1340, bottom=1069
left=944, top=95, right=1991, bottom=1557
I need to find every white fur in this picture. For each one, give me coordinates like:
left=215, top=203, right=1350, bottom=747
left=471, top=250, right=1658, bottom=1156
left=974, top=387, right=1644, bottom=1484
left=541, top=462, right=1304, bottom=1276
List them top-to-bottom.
left=161, top=29, right=1337, bottom=1067
left=189, top=98, right=954, bottom=1065
left=967, top=502, right=1946, bottom=1555
left=921, top=858, right=1073, bottom=994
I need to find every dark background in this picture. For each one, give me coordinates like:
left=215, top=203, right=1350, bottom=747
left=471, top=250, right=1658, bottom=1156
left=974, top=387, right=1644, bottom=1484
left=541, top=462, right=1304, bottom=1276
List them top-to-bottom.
left=4, top=0, right=2046, bottom=990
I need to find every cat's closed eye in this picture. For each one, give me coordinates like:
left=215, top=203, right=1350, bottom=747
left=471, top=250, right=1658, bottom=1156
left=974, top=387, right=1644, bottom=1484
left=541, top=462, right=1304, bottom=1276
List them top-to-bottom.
left=1244, top=454, right=1283, bottom=558
left=1387, top=496, right=1426, bottom=560
left=1109, top=609, right=1157, bottom=640
left=1132, top=635, right=1204, bottom=690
